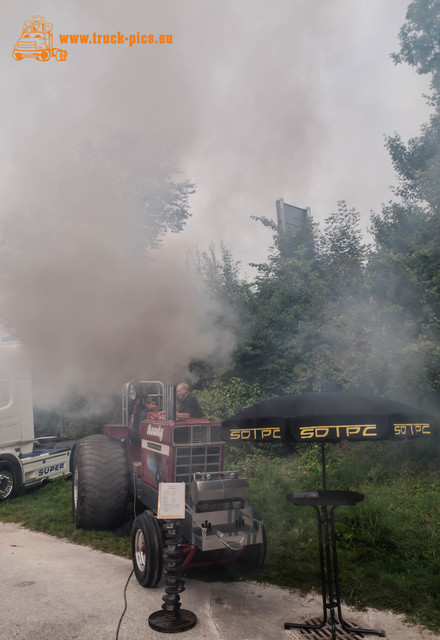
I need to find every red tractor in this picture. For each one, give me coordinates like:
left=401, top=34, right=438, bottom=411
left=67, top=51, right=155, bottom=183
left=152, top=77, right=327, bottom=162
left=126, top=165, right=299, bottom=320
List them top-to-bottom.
left=72, top=381, right=266, bottom=587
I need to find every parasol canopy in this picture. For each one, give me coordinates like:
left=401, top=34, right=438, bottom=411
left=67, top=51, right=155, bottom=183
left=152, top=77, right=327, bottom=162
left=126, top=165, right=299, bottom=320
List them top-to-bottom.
left=221, top=391, right=437, bottom=444
left=223, top=391, right=437, bottom=639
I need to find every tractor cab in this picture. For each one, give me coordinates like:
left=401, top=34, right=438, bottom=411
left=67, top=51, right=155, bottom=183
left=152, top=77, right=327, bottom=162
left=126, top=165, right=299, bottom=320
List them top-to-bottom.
left=122, top=380, right=163, bottom=444
left=122, top=381, right=163, bottom=427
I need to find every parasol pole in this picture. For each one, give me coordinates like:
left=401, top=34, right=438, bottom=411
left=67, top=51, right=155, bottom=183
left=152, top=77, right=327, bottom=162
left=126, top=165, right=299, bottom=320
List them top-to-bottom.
left=321, top=442, right=327, bottom=490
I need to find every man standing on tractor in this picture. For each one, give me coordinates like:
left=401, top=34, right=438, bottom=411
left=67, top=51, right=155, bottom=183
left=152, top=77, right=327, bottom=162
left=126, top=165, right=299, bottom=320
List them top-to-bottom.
left=176, top=382, right=203, bottom=418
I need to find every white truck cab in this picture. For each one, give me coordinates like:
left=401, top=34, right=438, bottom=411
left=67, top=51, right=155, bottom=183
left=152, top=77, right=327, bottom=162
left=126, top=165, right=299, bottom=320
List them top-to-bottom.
left=0, top=342, right=73, bottom=500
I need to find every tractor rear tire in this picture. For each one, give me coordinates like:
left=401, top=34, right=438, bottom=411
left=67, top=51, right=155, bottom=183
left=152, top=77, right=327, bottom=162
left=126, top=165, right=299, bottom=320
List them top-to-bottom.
left=72, top=434, right=129, bottom=530
left=239, top=507, right=267, bottom=568
left=132, top=511, right=163, bottom=587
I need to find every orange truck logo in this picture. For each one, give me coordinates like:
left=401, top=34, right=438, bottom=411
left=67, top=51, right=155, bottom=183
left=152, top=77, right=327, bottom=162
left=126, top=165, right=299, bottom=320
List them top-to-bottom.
left=12, top=15, right=67, bottom=62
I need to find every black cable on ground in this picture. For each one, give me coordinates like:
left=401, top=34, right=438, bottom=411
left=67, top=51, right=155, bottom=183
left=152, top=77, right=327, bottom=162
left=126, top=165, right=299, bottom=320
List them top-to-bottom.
left=115, top=460, right=138, bottom=638
left=115, top=567, right=135, bottom=640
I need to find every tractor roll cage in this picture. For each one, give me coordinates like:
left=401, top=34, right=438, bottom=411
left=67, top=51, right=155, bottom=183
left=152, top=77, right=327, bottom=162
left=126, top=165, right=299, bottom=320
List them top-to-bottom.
left=122, top=381, right=178, bottom=425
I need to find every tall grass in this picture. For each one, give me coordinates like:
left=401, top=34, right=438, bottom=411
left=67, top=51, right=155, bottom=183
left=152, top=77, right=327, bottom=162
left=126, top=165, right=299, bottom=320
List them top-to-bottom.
left=228, top=438, right=440, bottom=631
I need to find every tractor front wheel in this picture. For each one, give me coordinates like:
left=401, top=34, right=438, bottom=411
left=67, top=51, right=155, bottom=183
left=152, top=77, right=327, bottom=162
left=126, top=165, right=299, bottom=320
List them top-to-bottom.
left=132, top=512, right=163, bottom=587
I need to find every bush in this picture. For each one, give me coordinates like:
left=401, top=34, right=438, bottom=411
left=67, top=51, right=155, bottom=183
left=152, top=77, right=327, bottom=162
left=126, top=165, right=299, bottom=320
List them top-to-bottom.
left=194, top=376, right=264, bottom=421
left=226, top=437, right=440, bottom=632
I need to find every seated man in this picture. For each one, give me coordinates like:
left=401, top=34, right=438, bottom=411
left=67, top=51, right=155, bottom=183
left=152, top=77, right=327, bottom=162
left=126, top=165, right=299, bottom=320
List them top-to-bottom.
left=176, top=382, right=203, bottom=418
left=130, top=395, right=157, bottom=444
left=139, top=396, right=157, bottom=422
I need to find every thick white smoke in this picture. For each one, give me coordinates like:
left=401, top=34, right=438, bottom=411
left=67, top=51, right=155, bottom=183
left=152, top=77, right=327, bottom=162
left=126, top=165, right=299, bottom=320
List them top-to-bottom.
left=0, top=0, right=432, bottom=406
left=0, top=134, right=236, bottom=405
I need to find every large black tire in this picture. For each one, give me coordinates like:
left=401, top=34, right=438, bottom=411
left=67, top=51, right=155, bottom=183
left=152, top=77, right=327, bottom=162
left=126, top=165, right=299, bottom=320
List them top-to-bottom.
left=72, top=434, right=129, bottom=530
left=0, top=461, right=19, bottom=501
left=239, top=507, right=267, bottom=568
left=132, top=512, right=163, bottom=587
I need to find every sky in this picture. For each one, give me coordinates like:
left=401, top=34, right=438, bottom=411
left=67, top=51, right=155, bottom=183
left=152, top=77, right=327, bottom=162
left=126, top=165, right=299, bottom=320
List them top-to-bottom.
left=0, top=0, right=434, bottom=403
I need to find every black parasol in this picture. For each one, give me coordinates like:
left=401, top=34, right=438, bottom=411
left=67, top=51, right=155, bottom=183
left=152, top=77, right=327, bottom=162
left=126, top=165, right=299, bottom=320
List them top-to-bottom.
left=222, top=391, right=437, bottom=639
left=222, top=391, right=436, bottom=445
left=222, top=391, right=436, bottom=488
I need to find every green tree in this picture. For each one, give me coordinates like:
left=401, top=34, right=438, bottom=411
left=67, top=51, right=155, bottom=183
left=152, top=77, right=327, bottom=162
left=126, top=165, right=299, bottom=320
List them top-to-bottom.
left=367, top=0, right=440, bottom=406
left=388, top=0, right=440, bottom=207
left=392, top=0, right=440, bottom=99
left=193, top=1, right=440, bottom=408
left=78, top=133, right=196, bottom=250
left=308, top=203, right=372, bottom=392
left=195, top=206, right=373, bottom=397
left=232, top=215, right=324, bottom=394
left=192, top=242, right=247, bottom=311
left=194, top=376, right=264, bottom=421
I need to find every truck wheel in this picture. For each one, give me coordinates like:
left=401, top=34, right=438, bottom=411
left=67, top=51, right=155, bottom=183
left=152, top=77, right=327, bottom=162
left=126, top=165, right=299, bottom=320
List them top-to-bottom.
left=39, top=50, right=50, bottom=62
left=55, top=50, right=67, bottom=61
left=12, top=51, right=23, bottom=61
left=72, top=434, right=129, bottom=530
left=0, top=462, right=19, bottom=501
left=239, top=507, right=267, bottom=568
left=132, top=512, right=163, bottom=587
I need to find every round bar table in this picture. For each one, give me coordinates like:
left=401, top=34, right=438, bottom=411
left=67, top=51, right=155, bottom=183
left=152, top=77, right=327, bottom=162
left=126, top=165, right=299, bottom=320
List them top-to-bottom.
left=284, top=490, right=386, bottom=639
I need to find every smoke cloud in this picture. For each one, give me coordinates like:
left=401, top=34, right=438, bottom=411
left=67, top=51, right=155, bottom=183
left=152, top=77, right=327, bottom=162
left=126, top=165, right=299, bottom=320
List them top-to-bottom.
left=0, top=0, right=433, bottom=405
left=0, top=131, right=237, bottom=405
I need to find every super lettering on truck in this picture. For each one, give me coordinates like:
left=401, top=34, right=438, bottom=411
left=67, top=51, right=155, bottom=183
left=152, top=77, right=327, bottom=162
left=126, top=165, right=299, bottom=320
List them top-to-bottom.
left=0, top=342, right=74, bottom=500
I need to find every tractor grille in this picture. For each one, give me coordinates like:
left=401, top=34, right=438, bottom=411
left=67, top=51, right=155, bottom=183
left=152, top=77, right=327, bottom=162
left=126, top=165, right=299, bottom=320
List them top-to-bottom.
left=173, top=423, right=222, bottom=445
left=192, top=425, right=208, bottom=443
left=175, top=446, right=222, bottom=484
